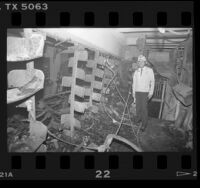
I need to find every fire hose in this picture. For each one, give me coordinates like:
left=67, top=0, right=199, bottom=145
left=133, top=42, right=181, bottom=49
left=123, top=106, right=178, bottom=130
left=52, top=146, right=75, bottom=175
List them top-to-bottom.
left=100, top=60, right=143, bottom=151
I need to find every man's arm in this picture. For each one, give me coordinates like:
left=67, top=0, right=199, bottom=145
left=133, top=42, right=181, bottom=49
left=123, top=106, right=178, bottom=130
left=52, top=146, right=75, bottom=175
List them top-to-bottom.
left=148, top=68, right=155, bottom=98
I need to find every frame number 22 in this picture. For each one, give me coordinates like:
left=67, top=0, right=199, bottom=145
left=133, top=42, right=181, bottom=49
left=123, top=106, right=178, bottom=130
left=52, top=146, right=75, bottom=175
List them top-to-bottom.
left=95, top=170, right=111, bottom=179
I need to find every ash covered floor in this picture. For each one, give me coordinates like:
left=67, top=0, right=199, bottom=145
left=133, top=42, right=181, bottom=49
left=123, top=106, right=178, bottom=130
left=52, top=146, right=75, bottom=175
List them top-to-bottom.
left=7, top=71, right=191, bottom=152
left=7, top=73, right=191, bottom=152
left=7, top=99, right=190, bottom=152
left=78, top=112, right=189, bottom=152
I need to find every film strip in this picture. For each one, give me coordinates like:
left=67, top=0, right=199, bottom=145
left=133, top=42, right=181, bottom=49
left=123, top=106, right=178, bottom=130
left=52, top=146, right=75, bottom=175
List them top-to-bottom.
left=0, top=1, right=197, bottom=180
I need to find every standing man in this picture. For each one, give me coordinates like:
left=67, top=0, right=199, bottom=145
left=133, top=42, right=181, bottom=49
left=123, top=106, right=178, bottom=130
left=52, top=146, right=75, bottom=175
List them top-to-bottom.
left=132, top=55, right=155, bottom=132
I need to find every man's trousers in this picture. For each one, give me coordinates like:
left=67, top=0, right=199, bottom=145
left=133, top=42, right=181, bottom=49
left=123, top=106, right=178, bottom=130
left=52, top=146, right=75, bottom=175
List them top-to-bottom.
left=135, top=92, right=149, bottom=129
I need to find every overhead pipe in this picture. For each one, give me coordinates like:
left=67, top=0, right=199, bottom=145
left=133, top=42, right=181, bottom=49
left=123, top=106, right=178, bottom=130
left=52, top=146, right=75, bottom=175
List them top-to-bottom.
left=158, top=28, right=191, bottom=36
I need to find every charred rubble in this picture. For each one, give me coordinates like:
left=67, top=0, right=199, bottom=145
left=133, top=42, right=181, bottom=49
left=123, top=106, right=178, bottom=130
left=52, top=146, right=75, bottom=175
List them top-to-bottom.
left=7, top=29, right=193, bottom=152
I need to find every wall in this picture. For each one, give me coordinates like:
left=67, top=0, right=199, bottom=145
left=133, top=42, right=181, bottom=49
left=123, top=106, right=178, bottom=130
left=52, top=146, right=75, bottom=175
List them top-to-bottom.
left=181, top=36, right=193, bottom=87
left=123, top=46, right=141, bottom=61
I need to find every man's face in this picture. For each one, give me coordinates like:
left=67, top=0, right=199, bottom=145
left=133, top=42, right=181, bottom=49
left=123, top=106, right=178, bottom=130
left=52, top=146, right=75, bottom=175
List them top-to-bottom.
left=137, top=60, right=145, bottom=68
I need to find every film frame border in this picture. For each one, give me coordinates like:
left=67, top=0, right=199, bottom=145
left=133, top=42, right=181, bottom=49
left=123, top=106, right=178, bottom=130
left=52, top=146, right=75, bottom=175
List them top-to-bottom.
left=0, top=1, right=197, bottom=180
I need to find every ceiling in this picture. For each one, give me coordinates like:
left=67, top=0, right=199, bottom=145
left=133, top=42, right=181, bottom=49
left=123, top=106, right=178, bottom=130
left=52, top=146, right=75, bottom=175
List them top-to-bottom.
left=7, top=28, right=192, bottom=59
left=115, top=28, right=192, bottom=49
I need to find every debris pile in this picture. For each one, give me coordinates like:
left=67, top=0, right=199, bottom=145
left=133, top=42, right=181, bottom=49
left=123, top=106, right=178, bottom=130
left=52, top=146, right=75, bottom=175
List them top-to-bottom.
left=7, top=42, right=192, bottom=152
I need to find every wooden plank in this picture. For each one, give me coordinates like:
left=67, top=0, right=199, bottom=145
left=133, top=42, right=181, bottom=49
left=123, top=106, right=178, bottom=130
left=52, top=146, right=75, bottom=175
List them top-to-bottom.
left=60, top=46, right=83, bottom=55
left=60, top=47, right=75, bottom=54
left=67, top=50, right=79, bottom=135
left=78, top=50, right=88, bottom=61
left=89, top=51, right=98, bottom=106
left=98, top=56, right=105, bottom=66
left=68, top=57, right=74, bottom=67
left=107, top=59, right=115, bottom=68
left=87, top=60, right=95, bottom=68
left=26, top=61, right=34, bottom=71
left=26, top=62, right=36, bottom=121
left=76, top=68, right=85, bottom=80
left=94, top=68, right=104, bottom=78
left=85, top=74, right=93, bottom=82
left=61, top=76, right=72, bottom=87
left=93, top=81, right=103, bottom=90
left=159, top=81, right=166, bottom=119
left=74, top=85, right=85, bottom=98
left=102, top=87, right=110, bottom=94
left=85, top=88, right=92, bottom=96
left=92, top=93, right=101, bottom=101
left=28, top=96, right=36, bottom=121
left=74, top=101, right=86, bottom=113
left=84, top=102, right=90, bottom=109
left=61, top=114, right=81, bottom=128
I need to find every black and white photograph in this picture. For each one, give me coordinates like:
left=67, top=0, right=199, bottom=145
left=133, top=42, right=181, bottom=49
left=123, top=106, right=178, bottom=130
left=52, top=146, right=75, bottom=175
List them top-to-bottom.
left=7, top=28, right=193, bottom=153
